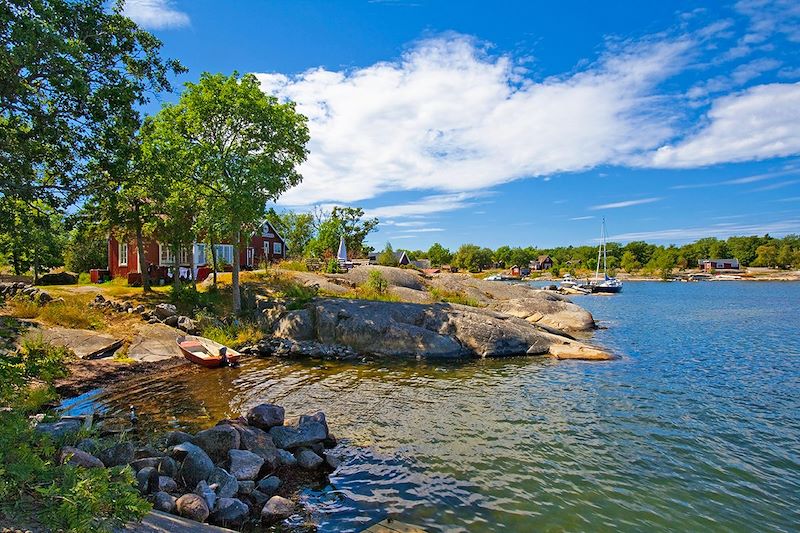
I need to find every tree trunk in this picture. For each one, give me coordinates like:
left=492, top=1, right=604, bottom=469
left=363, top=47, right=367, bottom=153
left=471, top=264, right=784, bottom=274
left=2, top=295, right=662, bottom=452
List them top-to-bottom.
left=133, top=202, right=150, bottom=292
left=232, top=230, right=241, bottom=314
left=210, top=235, right=218, bottom=287
left=190, top=241, right=196, bottom=291
left=172, top=242, right=181, bottom=293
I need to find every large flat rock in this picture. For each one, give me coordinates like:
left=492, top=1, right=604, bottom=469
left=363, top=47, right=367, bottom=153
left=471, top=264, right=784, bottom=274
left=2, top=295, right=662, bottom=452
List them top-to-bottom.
left=127, top=323, right=184, bottom=362
left=27, top=327, right=122, bottom=359
left=123, top=510, right=235, bottom=532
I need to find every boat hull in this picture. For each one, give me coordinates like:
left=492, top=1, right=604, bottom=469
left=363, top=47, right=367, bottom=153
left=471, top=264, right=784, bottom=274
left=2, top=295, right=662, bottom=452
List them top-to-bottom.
left=591, top=284, right=623, bottom=294
left=177, top=335, right=241, bottom=368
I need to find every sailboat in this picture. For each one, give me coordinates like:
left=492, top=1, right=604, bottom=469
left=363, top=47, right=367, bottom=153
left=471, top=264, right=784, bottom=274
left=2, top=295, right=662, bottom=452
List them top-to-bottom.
left=590, top=218, right=623, bottom=294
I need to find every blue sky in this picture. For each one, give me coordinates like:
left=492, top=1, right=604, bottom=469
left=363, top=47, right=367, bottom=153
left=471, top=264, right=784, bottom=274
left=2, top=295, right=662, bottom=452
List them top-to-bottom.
left=125, top=0, right=800, bottom=249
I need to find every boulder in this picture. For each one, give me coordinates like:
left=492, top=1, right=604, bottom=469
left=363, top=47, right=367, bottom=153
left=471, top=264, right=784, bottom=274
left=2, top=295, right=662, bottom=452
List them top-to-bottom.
left=35, top=272, right=77, bottom=285
left=154, top=303, right=177, bottom=319
left=273, top=309, right=314, bottom=340
left=164, top=315, right=179, bottom=327
left=177, top=316, right=198, bottom=333
left=547, top=342, right=615, bottom=361
left=246, top=403, right=285, bottom=430
left=299, top=411, right=329, bottom=436
left=35, top=419, right=81, bottom=440
left=269, top=421, right=326, bottom=450
left=233, top=424, right=279, bottom=470
left=194, top=425, right=241, bottom=463
left=166, top=430, right=194, bottom=446
left=76, top=438, right=101, bottom=455
left=97, top=442, right=134, bottom=467
left=173, top=442, right=214, bottom=488
left=134, top=445, right=164, bottom=459
left=58, top=446, right=104, bottom=468
left=228, top=449, right=264, bottom=481
left=276, top=449, right=297, bottom=467
left=295, top=449, right=324, bottom=470
left=325, top=453, right=342, bottom=470
left=157, top=456, right=179, bottom=478
left=130, top=457, right=160, bottom=472
left=136, top=467, right=160, bottom=495
left=208, top=467, right=239, bottom=499
left=256, top=475, right=281, bottom=496
left=158, top=476, right=178, bottom=493
left=194, top=480, right=216, bottom=511
left=237, top=480, right=255, bottom=496
left=248, top=489, right=270, bottom=511
left=153, top=491, right=177, bottom=514
left=176, top=493, right=209, bottom=523
left=261, top=495, right=293, bottom=524
left=209, top=497, right=249, bottom=527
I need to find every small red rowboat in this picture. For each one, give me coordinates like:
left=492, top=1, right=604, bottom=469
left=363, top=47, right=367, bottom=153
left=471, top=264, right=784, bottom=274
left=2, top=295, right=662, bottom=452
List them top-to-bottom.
left=177, top=335, right=241, bottom=368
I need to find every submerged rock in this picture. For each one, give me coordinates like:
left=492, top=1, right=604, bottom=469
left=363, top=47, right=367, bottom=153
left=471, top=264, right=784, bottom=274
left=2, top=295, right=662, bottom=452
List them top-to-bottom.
left=176, top=493, right=209, bottom=523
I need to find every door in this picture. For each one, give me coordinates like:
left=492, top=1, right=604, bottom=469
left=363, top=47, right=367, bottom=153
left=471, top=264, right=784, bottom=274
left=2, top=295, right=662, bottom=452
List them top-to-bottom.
left=246, top=247, right=255, bottom=267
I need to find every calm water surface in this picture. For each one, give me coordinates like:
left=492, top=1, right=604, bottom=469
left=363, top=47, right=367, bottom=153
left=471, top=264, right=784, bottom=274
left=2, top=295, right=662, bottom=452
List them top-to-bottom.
left=62, top=282, right=800, bottom=532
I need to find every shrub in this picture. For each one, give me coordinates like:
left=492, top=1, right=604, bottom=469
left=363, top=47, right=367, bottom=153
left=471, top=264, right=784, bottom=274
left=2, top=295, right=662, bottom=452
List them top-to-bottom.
left=325, top=258, right=341, bottom=273
left=279, top=260, right=308, bottom=272
left=365, top=270, right=389, bottom=294
left=78, top=272, right=92, bottom=285
left=170, top=285, right=220, bottom=316
left=428, top=287, right=481, bottom=307
left=5, top=297, right=41, bottom=319
left=39, top=299, right=105, bottom=330
left=201, top=321, right=263, bottom=348
left=0, top=336, right=70, bottom=406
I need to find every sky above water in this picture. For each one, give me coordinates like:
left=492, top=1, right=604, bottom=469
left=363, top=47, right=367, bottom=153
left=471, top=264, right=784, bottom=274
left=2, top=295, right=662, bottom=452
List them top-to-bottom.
left=126, top=0, right=800, bottom=249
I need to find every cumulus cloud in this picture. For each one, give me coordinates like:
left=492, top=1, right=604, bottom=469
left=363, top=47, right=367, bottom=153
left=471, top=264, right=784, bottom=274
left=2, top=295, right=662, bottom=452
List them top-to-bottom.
left=122, top=0, right=190, bottom=29
left=257, top=35, right=691, bottom=206
left=651, top=82, right=800, bottom=167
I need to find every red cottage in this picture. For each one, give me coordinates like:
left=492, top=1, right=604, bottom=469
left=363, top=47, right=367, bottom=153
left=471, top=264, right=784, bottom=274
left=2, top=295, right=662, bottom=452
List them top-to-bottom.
left=106, top=220, right=287, bottom=284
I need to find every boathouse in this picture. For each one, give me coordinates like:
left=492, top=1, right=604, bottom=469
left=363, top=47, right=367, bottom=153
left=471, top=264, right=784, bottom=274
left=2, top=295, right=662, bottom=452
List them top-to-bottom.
left=699, top=258, right=740, bottom=271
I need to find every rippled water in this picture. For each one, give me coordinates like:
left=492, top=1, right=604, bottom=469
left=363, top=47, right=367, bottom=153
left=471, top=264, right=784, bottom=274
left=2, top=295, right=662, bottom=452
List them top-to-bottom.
left=61, top=282, right=800, bottom=532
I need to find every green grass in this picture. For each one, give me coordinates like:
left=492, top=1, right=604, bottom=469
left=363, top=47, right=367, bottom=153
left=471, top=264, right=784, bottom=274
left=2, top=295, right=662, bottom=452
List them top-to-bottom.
left=278, top=259, right=308, bottom=272
left=5, top=297, right=41, bottom=319
left=38, top=298, right=105, bottom=330
left=201, top=321, right=264, bottom=348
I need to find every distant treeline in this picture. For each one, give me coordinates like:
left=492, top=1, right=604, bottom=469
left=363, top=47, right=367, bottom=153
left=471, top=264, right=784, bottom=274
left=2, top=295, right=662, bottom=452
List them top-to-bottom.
left=392, top=234, right=800, bottom=274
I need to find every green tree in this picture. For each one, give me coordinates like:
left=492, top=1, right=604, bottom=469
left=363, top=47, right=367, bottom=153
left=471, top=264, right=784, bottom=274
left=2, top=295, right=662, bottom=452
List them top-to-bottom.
left=0, top=0, right=183, bottom=207
left=161, top=72, right=309, bottom=313
left=0, top=199, right=65, bottom=282
left=330, top=207, right=378, bottom=258
left=265, top=209, right=315, bottom=258
left=62, top=213, right=107, bottom=273
left=306, top=216, right=344, bottom=258
left=377, top=243, right=399, bottom=267
left=427, top=243, right=452, bottom=266
left=452, top=244, right=493, bottom=272
left=752, top=244, right=778, bottom=267
left=776, top=244, right=795, bottom=269
left=620, top=251, right=641, bottom=273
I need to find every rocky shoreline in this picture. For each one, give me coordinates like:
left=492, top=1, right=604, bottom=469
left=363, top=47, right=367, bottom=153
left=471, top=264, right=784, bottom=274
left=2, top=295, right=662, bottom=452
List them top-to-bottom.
left=46, top=403, right=339, bottom=529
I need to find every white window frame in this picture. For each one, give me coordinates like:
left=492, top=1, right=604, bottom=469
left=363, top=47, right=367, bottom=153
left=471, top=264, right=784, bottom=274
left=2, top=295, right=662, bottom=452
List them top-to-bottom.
left=118, top=242, right=128, bottom=267
left=273, top=242, right=283, bottom=256
left=159, top=243, right=175, bottom=266
left=194, top=244, right=207, bottom=266
left=214, top=244, right=234, bottom=265
left=179, top=246, right=192, bottom=265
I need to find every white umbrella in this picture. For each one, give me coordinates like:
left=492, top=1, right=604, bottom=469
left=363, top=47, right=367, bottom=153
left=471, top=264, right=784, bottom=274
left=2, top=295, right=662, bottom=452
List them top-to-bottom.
left=336, top=236, right=347, bottom=261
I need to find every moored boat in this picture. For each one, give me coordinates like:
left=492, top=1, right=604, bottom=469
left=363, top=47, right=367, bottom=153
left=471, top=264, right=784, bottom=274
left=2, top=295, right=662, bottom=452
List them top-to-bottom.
left=588, top=218, right=623, bottom=294
left=177, top=335, right=241, bottom=368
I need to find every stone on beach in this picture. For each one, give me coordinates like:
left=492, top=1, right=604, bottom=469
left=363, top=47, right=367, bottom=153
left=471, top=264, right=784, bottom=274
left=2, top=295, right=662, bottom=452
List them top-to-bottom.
left=154, top=303, right=177, bottom=319
left=246, top=403, right=285, bottom=429
left=269, top=420, right=327, bottom=450
left=233, top=423, right=279, bottom=470
left=194, top=424, right=241, bottom=463
left=166, top=430, right=194, bottom=446
left=97, top=441, right=134, bottom=467
left=173, top=442, right=214, bottom=488
left=58, top=446, right=104, bottom=468
left=227, top=449, right=265, bottom=480
left=276, top=449, right=297, bottom=467
left=295, top=449, right=324, bottom=470
left=136, top=466, right=160, bottom=495
left=208, top=467, right=239, bottom=499
left=158, top=475, right=178, bottom=493
left=256, top=475, right=281, bottom=496
left=194, top=480, right=216, bottom=511
left=153, top=491, right=177, bottom=514
left=176, top=493, right=209, bottom=523
left=261, top=495, right=294, bottom=523
left=209, top=497, right=250, bottom=527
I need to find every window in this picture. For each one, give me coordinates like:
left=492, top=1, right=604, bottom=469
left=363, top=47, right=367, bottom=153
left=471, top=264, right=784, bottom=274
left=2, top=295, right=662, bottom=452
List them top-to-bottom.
left=262, top=223, right=275, bottom=238
left=118, top=242, right=128, bottom=266
left=273, top=242, right=283, bottom=256
left=159, top=244, right=175, bottom=265
left=194, top=244, right=206, bottom=266
left=214, top=244, right=234, bottom=265
left=179, top=246, right=192, bottom=265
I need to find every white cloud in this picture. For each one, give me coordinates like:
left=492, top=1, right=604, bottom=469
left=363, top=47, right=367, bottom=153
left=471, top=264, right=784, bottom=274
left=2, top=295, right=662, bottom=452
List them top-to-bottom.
left=122, top=0, right=190, bottom=29
left=257, top=35, right=691, bottom=207
left=651, top=82, right=800, bottom=167
left=363, top=192, right=489, bottom=219
left=590, top=197, right=662, bottom=210
left=569, top=215, right=596, bottom=220
left=609, top=218, right=800, bottom=242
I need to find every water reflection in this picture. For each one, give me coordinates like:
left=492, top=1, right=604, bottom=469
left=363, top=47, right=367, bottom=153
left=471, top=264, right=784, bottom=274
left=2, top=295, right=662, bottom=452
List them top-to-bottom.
left=62, top=282, right=800, bottom=532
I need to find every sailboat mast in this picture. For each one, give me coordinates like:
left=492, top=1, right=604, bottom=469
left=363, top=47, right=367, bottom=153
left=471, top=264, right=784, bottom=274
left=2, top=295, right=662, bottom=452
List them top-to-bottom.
left=603, top=218, right=608, bottom=276
left=595, top=219, right=602, bottom=281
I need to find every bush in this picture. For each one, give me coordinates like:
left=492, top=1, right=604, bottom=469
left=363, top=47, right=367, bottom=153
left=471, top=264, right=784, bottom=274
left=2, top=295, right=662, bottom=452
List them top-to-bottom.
left=324, top=258, right=341, bottom=273
left=279, top=260, right=308, bottom=272
left=365, top=270, right=389, bottom=294
left=78, top=272, right=92, bottom=285
left=170, top=285, right=220, bottom=316
left=428, top=287, right=481, bottom=307
left=5, top=297, right=41, bottom=319
left=39, top=299, right=105, bottom=330
left=201, top=321, right=263, bottom=348
left=0, top=336, right=70, bottom=406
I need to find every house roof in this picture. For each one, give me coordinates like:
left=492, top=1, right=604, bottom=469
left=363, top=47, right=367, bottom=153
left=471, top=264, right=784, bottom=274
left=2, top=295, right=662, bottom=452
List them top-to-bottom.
left=537, top=255, right=552, bottom=262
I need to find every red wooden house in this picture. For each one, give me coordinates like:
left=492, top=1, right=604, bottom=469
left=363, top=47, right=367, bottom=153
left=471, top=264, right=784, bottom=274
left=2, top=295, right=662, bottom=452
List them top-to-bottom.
left=106, top=220, right=287, bottom=284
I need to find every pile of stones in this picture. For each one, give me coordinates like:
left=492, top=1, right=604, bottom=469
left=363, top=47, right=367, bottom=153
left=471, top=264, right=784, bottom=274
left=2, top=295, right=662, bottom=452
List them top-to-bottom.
left=0, top=282, right=53, bottom=304
left=90, top=295, right=199, bottom=335
left=240, top=338, right=359, bottom=360
left=54, top=403, right=340, bottom=528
